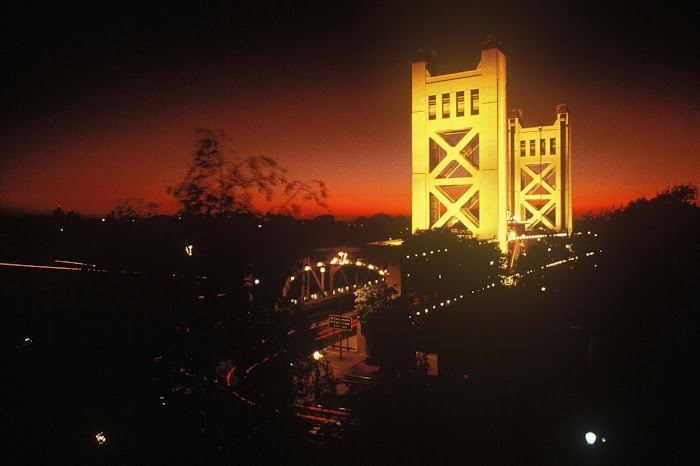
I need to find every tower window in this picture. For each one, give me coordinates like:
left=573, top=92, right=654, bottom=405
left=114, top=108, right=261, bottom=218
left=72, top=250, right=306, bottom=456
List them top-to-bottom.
left=471, top=89, right=479, bottom=115
left=456, top=91, right=465, bottom=116
left=442, top=93, right=450, bottom=118
left=428, top=95, right=436, bottom=120
left=550, top=138, right=556, bottom=154
left=540, top=139, right=546, bottom=155
left=530, top=140, right=535, bottom=156
left=520, top=141, right=526, bottom=157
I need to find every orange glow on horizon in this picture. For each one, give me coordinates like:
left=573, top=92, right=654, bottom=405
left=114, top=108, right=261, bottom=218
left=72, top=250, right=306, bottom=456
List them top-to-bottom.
left=0, top=35, right=697, bottom=221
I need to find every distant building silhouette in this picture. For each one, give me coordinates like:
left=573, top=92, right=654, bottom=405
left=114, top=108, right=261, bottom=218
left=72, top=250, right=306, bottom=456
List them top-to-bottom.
left=52, top=205, right=81, bottom=224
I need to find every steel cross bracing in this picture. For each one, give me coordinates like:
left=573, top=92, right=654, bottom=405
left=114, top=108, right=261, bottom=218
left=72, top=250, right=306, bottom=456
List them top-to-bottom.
left=428, top=126, right=481, bottom=232
left=519, top=162, right=558, bottom=230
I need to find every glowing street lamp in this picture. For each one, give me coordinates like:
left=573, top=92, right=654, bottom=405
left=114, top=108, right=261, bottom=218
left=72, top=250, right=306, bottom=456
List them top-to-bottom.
left=312, top=351, right=323, bottom=400
left=585, top=431, right=596, bottom=445
left=96, top=432, right=107, bottom=445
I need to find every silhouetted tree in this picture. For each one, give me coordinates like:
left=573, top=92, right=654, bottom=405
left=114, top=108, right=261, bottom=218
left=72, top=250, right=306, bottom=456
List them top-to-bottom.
left=168, top=129, right=328, bottom=218
left=278, top=180, right=329, bottom=216
left=106, top=197, right=159, bottom=222
left=402, top=229, right=504, bottom=298
left=354, top=283, right=415, bottom=371
left=290, top=352, right=335, bottom=404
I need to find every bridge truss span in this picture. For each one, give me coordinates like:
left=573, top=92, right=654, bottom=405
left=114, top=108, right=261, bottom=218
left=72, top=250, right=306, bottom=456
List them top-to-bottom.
left=282, top=251, right=388, bottom=307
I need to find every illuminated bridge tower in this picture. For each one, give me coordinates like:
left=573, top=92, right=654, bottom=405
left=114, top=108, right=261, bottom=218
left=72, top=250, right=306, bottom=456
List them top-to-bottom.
left=411, top=39, right=572, bottom=250
left=412, top=40, right=508, bottom=250
left=508, top=106, right=572, bottom=233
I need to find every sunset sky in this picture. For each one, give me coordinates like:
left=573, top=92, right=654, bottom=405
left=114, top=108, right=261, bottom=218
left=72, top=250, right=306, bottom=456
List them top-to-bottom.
left=1, top=1, right=697, bottom=219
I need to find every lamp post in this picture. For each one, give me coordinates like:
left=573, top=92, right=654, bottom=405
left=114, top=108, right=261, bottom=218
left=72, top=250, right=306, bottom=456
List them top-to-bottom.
left=320, top=267, right=325, bottom=296
left=313, top=351, right=322, bottom=401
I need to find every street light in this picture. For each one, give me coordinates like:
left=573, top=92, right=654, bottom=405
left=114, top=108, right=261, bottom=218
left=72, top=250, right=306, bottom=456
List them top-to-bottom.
left=320, top=267, right=326, bottom=296
left=313, top=351, right=323, bottom=401
left=585, top=431, right=596, bottom=445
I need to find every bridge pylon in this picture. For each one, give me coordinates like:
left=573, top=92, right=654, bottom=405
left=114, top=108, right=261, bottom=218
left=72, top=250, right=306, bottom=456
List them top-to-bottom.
left=411, top=39, right=572, bottom=251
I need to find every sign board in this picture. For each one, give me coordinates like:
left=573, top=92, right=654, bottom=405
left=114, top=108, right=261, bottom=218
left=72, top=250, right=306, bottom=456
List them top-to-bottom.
left=329, top=314, right=352, bottom=331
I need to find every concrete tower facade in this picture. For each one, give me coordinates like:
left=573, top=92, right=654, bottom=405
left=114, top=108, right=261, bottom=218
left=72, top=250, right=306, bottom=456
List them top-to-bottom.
left=411, top=41, right=571, bottom=250
left=509, top=106, right=572, bottom=233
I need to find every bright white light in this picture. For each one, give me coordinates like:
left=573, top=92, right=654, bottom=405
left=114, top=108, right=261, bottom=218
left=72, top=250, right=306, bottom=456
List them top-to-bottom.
left=185, top=245, right=193, bottom=256
left=304, top=266, right=311, bottom=271
left=320, top=267, right=325, bottom=273
left=290, top=276, right=295, bottom=281
left=254, top=279, right=260, bottom=285
left=541, top=286, right=546, bottom=292
left=313, top=351, right=322, bottom=360
left=96, top=432, right=106, bottom=445
left=585, top=432, right=596, bottom=445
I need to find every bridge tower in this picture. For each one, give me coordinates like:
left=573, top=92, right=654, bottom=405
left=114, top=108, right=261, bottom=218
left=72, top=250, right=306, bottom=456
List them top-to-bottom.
left=411, top=39, right=572, bottom=251
left=412, top=39, right=508, bottom=251
left=508, top=106, right=572, bottom=233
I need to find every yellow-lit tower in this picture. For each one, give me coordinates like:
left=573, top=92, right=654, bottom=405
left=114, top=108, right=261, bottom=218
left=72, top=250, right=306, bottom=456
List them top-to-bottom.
left=411, top=39, right=572, bottom=249
left=412, top=39, right=508, bottom=250
left=508, top=106, right=572, bottom=233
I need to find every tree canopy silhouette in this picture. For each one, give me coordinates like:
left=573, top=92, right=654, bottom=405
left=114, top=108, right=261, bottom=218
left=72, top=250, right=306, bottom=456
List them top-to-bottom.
left=168, top=129, right=328, bottom=218
left=106, top=197, right=159, bottom=222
